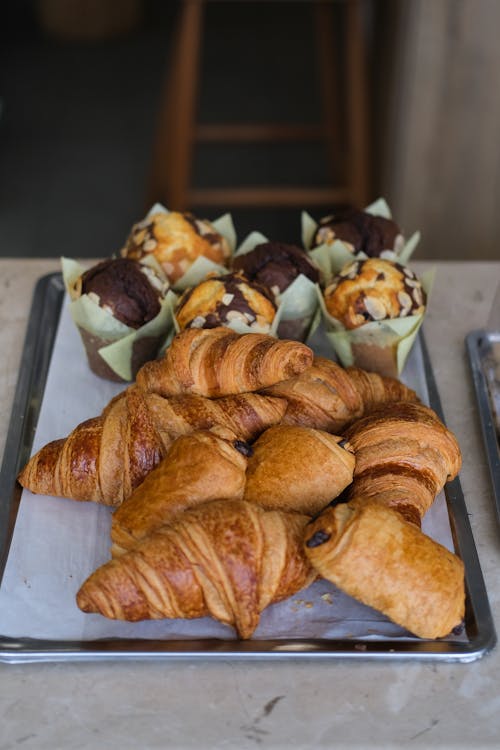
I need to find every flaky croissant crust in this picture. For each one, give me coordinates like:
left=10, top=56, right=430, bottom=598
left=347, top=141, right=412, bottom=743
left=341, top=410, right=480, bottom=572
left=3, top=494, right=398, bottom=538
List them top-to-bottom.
left=135, top=327, right=314, bottom=398
left=77, top=499, right=316, bottom=639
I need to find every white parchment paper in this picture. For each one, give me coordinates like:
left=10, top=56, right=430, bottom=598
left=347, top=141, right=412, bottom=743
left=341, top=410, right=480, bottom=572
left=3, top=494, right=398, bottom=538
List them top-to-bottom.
left=0, top=299, right=462, bottom=643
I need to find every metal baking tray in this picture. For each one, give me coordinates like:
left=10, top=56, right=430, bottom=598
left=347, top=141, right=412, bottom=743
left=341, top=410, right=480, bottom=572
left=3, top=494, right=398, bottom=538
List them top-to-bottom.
left=0, top=273, right=496, bottom=663
left=466, top=330, right=500, bottom=525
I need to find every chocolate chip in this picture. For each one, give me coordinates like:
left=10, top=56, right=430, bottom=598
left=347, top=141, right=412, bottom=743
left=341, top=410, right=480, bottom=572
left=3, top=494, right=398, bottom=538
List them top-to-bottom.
left=234, top=440, right=254, bottom=457
left=306, top=529, right=331, bottom=548
left=452, top=622, right=465, bottom=636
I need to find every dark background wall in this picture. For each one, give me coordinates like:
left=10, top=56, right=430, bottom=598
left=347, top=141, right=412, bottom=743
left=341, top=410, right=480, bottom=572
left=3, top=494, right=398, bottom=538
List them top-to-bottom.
left=1, top=0, right=499, bottom=261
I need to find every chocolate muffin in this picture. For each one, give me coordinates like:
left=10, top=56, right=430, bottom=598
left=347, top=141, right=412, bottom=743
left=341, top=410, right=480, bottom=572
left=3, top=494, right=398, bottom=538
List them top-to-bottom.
left=312, top=209, right=402, bottom=258
left=122, top=210, right=231, bottom=284
left=232, top=241, right=320, bottom=297
left=65, top=256, right=173, bottom=382
left=78, top=258, right=168, bottom=329
left=323, top=258, right=426, bottom=330
left=175, top=271, right=277, bottom=333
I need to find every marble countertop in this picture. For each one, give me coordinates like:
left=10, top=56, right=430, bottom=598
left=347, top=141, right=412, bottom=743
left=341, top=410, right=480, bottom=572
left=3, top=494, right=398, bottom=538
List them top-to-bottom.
left=1, top=259, right=499, bottom=749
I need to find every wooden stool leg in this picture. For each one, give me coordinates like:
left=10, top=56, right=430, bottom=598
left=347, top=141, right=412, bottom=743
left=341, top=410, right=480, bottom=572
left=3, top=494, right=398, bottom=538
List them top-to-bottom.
left=147, top=0, right=205, bottom=211
left=346, top=0, right=369, bottom=207
left=314, top=1, right=341, bottom=192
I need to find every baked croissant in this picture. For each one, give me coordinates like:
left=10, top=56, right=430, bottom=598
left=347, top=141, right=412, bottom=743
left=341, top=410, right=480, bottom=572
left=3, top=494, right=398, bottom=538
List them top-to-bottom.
left=135, top=326, right=314, bottom=398
left=262, top=356, right=418, bottom=433
left=18, top=386, right=286, bottom=506
left=343, top=401, right=462, bottom=526
left=243, top=424, right=355, bottom=515
left=110, top=426, right=248, bottom=555
left=77, top=499, right=317, bottom=639
left=304, top=500, right=465, bottom=639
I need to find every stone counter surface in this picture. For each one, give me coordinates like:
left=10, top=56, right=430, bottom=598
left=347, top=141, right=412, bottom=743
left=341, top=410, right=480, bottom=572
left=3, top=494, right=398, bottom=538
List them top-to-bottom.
left=0, top=259, right=499, bottom=750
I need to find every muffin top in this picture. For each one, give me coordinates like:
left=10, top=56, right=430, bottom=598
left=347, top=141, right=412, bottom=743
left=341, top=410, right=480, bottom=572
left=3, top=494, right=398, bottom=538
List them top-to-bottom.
left=312, top=209, right=402, bottom=258
left=122, top=210, right=231, bottom=283
left=232, top=241, right=320, bottom=295
left=79, top=258, right=168, bottom=328
left=323, top=258, right=426, bottom=329
left=175, top=271, right=277, bottom=333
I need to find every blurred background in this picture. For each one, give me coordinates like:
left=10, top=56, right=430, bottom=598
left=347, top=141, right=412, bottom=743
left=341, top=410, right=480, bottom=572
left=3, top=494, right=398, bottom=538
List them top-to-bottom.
left=1, top=0, right=499, bottom=260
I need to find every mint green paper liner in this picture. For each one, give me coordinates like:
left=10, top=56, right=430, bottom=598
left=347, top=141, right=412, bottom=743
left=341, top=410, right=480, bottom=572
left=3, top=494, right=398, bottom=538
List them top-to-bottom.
left=301, top=198, right=421, bottom=281
left=144, top=204, right=237, bottom=292
left=232, top=231, right=320, bottom=341
left=61, top=257, right=178, bottom=382
left=316, top=267, right=434, bottom=377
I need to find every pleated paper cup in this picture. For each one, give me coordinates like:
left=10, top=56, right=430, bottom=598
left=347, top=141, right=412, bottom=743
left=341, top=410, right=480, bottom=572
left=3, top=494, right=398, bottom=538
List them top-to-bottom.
left=302, top=197, right=421, bottom=280
left=124, top=203, right=237, bottom=293
left=232, top=231, right=321, bottom=342
left=62, top=257, right=178, bottom=382
left=316, top=267, right=435, bottom=378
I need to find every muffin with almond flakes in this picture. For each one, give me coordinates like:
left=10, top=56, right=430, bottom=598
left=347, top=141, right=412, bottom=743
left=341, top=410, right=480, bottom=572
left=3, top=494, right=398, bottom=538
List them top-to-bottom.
left=122, top=210, right=231, bottom=286
left=321, top=258, right=428, bottom=378
left=175, top=271, right=277, bottom=334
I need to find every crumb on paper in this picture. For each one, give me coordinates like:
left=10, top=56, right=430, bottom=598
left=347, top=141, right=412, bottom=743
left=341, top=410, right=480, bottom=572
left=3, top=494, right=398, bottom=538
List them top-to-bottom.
left=320, top=592, right=334, bottom=604
left=291, top=598, right=314, bottom=611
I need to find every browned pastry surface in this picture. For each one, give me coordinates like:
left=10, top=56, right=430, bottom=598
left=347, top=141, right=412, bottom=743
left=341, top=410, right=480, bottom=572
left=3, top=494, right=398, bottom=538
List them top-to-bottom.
left=122, top=210, right=231, bottom=283
left=323, top=258, right=426, bottom=329
left=136, top=327, right=314, bottom=398
left=262, top=356, right=418, bottom=432
left=18, top=387, right=286, bottom=506
left=343, top=401, right=462, bottom=526
left=243, top=424, right=355, bottom=515
left=110, top=427, right=248, bottom=554
left=77, top=499, right=316, bottom=639
left=304, top=501, right=465, bottom=639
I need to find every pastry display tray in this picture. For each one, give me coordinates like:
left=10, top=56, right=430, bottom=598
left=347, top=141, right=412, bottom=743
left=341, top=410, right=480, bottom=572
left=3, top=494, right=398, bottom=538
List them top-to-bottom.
left=0, top=273, right=496, bottom=663
left=466, top=330, right=500, bottom=525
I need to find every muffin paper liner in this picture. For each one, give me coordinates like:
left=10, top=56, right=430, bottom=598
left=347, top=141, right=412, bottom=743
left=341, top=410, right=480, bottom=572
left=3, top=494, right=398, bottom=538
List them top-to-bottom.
left=301, top=197, right=421, bottom=280
left=143, top=203, right=237, bottom=292
left=232, top=231, right=320, bottom=341
left=61, top=257, right=178, bottom=382
left=316, top=267, right=435, bottom=377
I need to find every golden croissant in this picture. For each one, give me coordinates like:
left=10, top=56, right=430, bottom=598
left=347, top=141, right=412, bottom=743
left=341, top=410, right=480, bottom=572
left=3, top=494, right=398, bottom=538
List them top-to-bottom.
left=135, top=326, right=314, bottom=398
left=262, top=356, right=418, bottom=433
left=18, top=386, right=286, bottom=506
left=343, top=401, right=462, bottom=526
left=243, top=424, right=355, bottom=515
left=110, top=426, right=249, bottom=554
left=77, top=499, right=317, bottom=639
left=304, top=500, right=465, bottom=639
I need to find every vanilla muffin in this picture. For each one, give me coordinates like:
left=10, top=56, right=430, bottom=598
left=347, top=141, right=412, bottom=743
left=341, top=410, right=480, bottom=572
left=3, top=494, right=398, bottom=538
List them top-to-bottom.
left=312, top=208, right=403, bottom=258
left=122, top=210, right=231, bottom=284
left=324, top=258, right=426, bottom=330
left=175, top=271, right=277, bottom=333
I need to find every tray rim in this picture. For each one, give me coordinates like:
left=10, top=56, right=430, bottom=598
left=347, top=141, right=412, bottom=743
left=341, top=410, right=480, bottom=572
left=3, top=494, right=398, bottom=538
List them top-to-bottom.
left=0, top=272, right=496, bottom=663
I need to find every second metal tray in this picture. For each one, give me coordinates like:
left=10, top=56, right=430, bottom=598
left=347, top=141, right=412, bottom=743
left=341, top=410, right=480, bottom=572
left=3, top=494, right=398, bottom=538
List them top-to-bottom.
left=466, top=330, right=500, bottom=525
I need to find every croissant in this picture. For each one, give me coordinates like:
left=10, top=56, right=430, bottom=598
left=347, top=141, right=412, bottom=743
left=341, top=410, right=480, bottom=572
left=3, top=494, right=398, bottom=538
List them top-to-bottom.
left=135, top=326, right=314, bottom=398
left=262, top=356, right=418, bottom=433
left=18, top=386, right=286, bottom=506
left=343, top=401, right=462, bottom=526
left=243, top=425, right=356, bottom=515
left=111, top=427, right=248, bottom=555
left=77, top=499, right=317, bottom=639
left=304, top=500, right=465, bottom=639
